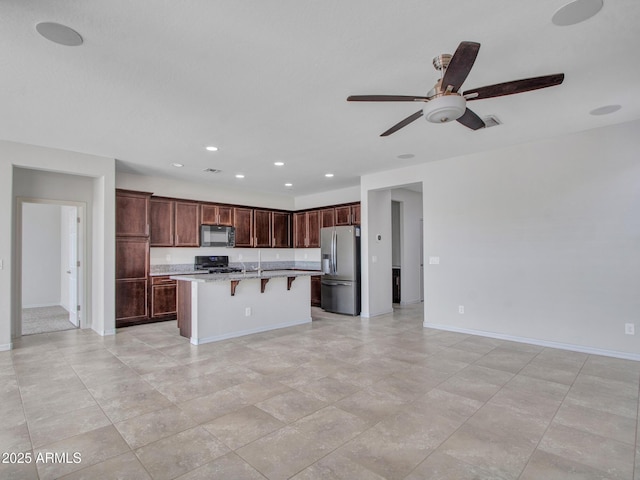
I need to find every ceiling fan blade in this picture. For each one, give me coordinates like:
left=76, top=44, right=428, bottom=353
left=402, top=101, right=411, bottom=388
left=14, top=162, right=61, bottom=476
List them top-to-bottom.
left=441, top=41, right=480, bottom=93
left=463, top=73, right=565, bottom=100
left=347, top=95, right=428, bottom=102
left=456, top=108, right=485, bottom=130
left=381, top=110, right=423, bottom=137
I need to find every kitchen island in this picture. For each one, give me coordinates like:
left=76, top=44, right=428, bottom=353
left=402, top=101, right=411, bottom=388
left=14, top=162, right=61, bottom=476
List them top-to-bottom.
left=171, top=270, right=322, bottom=345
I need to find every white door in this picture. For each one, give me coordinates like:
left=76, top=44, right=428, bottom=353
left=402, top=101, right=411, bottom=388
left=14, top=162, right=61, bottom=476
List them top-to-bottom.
left=67, top=207, right=79, bottom=326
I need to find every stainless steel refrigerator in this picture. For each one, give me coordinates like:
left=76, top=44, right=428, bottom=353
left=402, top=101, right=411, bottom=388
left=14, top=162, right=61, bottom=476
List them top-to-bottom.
left=321, top=225, right=361, bottom=316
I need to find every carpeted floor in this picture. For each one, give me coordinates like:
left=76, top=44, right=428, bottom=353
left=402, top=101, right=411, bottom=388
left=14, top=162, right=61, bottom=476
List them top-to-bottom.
left=22, top=305, right=77, bottom=335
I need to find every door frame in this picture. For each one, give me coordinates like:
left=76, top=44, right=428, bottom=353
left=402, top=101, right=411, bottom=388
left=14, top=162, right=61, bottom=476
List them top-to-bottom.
left=15, top=197, right=87, bottom=335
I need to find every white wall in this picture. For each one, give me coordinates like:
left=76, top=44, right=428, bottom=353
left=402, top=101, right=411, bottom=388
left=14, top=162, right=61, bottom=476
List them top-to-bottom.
left=361, top=120, right=640, bottom=359
left=0, top=140, right=115, bottom=349
left=117, top=172, right=295, bottom=210
left=294, top=185, right=360, bottom=210
left=391, top=188, right=423, bottom=305
left=361, top=189, right=392, bottom=317
left=22, top=203, right=62, bottom=308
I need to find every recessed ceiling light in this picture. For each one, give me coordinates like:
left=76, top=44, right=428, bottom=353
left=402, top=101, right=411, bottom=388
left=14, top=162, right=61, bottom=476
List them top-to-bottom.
left=552, top=0, right=603, bottom=26
left=36, top=22, right=83, bottom=46
left=589, top=105, right=621, bottom=116
left=205, top=146, right=218, bottom=152
left=397, top=154, right=415, bottom=159
left=274, top=162, right=285, bottom=166
left=171, top=163, right=183, bottom=168
left=325, top=173, right=334, bottom=178
left=235, top=174, right=245, bottom=179
left=285, top=183, right=293, bottom=187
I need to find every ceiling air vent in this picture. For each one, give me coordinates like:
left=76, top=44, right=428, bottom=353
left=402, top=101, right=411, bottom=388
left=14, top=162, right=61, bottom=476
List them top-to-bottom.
left=482, top=115, right=502, bottom=128
left=203, top=168, right=221, bottom=173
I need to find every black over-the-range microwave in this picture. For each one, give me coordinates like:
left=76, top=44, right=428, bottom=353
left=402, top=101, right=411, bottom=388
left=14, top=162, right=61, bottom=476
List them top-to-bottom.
left=200, top=225, right=235, bottom=247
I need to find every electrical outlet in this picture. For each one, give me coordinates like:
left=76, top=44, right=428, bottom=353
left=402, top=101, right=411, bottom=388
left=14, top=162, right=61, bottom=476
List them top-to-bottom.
left=238, top=254, right=243, bottom=260
left=429, top=257, right=440, bottom=265
left=458, top=305, right=464, bottom=314
left=245, top=307, right=251, bottom=317
left=625, top=323, right=635, bottom=335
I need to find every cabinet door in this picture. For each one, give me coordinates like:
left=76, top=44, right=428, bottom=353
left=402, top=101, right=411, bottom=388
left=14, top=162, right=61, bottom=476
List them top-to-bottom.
left=116, top=191, right=149, bottom=237
left=150, top=198, right=175, bottom=246
left=174, top=201, right=200, bottom=247
left=200, top=204, right=218, bottom=225
left=351, top=204, right=361, bottom=225
left=217, top=206, right=233, bottom=226
left=334, top=206, right=351, bottom=226
left=233, top=207, right=254, bottom=247
left=320, top=208, right=335, bottom=228
left=254, top=209, right=273, bottom=248
left=307, top=211, right=320, bottom=248
left=272, top=212, right=291, bottom=248
left=293, top=212, right=307, bottom=248
left=116, top=237, right=149, bottom=279
left=311, top=275, right=321, bottom=306
left=116, top=279, right=148, bottom=323
left=151, top=282, right=177, bottom=318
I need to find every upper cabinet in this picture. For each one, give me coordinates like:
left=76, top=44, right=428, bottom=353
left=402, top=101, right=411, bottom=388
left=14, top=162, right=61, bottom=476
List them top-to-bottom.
left=116, top=190, right=150, bottom=237
left=150, top=198, right=199, bottom=247
left=150, top=198, right=174, bottom=247
left=174, top=201, right=200, bottom=247
left=201, top=203, right=233, bottom=226
left=335, top=203, right=360, bottom=226
left=233, top=207, right=254, bottom=247
left=320, top=208, right=335, bottom=228
left=254, top=209, right=273, bottom=248
left=294, top=211, right=320, bottom=248
left=272, top=212, right=291, bottom=248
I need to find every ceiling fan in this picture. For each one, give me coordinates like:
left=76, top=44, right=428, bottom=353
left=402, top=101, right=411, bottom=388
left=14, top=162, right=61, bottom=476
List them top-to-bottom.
left=347, top=41, right=564, bottom=136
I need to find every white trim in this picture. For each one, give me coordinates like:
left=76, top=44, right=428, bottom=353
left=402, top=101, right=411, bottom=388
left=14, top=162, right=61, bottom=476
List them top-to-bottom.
left=15, top=197, right=87, bottom=340
left=400, top=299, right=422, bottom=306
left=22, top=302, right=61, bottom=309
left=361, top=308, right=394, bottom=318
left=191, top=318, right=311, bottom=345
left=423, top=322, right=640, bottom=362
left=95, top=328, right=116, bottom=336
left=0, top=342, right=13, bottom=351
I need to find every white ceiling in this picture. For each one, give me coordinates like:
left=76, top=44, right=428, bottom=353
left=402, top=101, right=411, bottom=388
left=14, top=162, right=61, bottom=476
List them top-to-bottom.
left=1, top=1, right=639, bottom=197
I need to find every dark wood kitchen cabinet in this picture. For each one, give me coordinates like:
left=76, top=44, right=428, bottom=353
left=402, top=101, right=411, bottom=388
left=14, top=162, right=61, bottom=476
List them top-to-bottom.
left=116, top=190, right=151, bottom=327
left=116, top=190, right=150, bottom=237
left=150, top=197, right=175, bottom=247
left=150, top=198, right=199, bottom=247
left=174, top=201, right=200, bottom=247
left=201, top=203, right=233, bottom=226
left=334, top=203, right=360, bottom=226
left=233, top=207, right=254, bottom=247
left=320, top=208, right=335, bottom=228
left=254, top=209, right=273, bottom=248
left=293, top=211, right=320, bottom=248
left=272, top=212, right=291, bottom=248
left=311, top=275, right=321, bottom=306
left=150, top=276, right=177, bottom=319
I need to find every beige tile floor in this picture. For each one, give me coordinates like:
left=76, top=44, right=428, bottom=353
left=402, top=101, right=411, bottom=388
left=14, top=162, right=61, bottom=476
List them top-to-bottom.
left=1, top=304, right=639, bottom=479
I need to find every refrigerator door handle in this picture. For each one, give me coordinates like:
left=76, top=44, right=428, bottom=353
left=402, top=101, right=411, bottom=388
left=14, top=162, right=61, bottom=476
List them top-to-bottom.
left=331, top=230, right=336, bottom=274
left=333, top=230, right=338, bottom=274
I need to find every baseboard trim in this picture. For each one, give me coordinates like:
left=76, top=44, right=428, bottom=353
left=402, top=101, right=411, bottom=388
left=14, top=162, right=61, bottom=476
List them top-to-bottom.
left=361, top=309, right=394, bottom=319
left=191, top=318, right=312, bottom=345
left=423, top=322, right=640, bottom=362
left=0, top=343, right=13, bottom=351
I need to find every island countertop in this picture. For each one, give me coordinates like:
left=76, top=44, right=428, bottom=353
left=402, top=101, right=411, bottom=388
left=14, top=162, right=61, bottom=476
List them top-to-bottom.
left=170, top=269, right=322, bottom=283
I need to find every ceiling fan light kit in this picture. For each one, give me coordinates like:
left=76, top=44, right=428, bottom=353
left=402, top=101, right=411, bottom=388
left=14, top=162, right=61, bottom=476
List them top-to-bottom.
left=348, top=41, right=564, bottom=136
left=423, top=94, right=466, bottom=123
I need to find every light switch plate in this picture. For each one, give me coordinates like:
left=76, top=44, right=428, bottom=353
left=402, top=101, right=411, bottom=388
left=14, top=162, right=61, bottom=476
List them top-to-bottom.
left=429, top=257, right=440, bottom=265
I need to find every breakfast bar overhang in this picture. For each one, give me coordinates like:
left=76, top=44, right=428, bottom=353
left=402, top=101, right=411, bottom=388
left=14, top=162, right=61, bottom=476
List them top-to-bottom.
left=171, top=270, right=323, bottom=345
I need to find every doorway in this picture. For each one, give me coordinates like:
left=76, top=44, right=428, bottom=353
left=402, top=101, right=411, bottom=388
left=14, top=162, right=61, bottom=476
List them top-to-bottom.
left=18, top=199, right=85, bottom=336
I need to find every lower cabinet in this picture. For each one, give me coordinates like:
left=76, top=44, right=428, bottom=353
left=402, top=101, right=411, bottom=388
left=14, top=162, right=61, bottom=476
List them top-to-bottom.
left=311, top=275, right=321, bottom=306
left=150, top=276, right=177, bottom=319
left=116, top=279, right=148, bottom=324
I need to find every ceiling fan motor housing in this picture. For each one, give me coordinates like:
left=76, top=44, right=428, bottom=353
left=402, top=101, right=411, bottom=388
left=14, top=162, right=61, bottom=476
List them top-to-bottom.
left=423, top=94, right=466, bottom=123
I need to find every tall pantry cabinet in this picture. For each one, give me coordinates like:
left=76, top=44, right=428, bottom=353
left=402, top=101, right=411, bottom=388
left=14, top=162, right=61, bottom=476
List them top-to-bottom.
left=115, top=189, right=151, bottom=327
